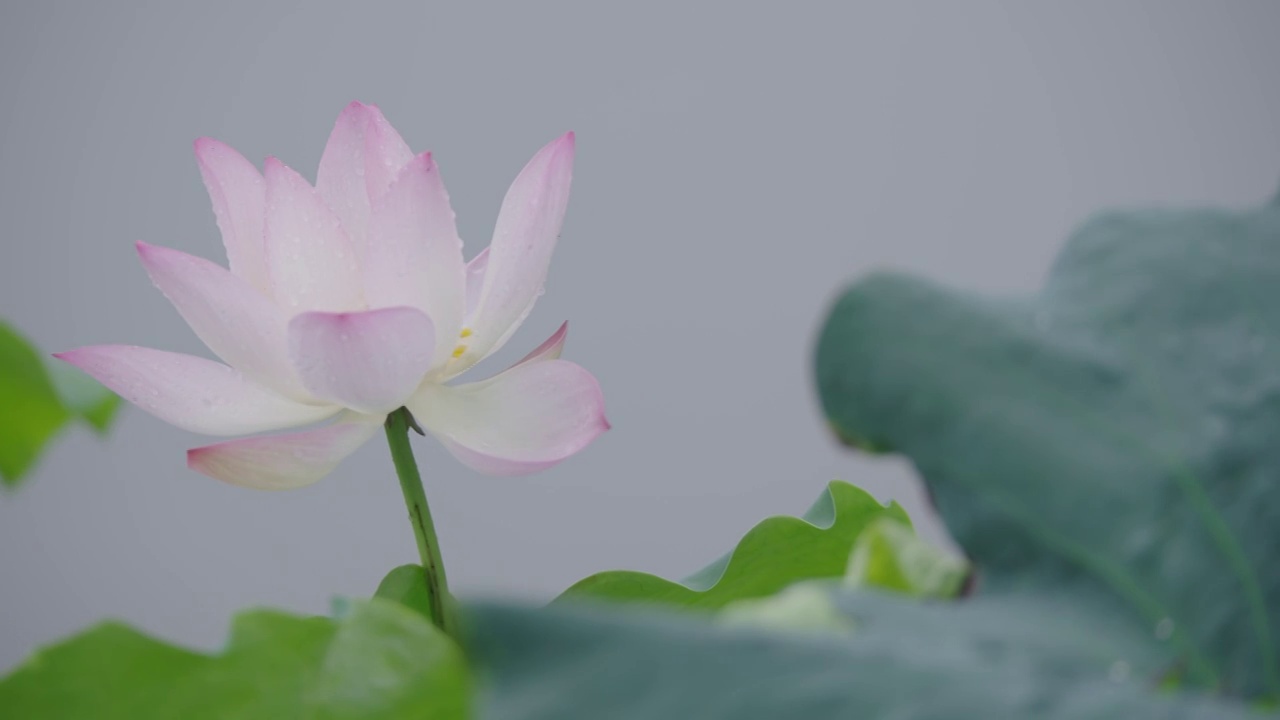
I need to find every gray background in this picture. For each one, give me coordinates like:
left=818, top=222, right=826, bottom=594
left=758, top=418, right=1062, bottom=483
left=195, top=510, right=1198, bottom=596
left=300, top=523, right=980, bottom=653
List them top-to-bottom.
left=1, top=1, right=1278, bottom=669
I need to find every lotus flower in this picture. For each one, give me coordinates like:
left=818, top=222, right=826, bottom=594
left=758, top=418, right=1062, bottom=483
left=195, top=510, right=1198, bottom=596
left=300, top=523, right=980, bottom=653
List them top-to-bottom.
left=57, top=102, right=608, bottom=489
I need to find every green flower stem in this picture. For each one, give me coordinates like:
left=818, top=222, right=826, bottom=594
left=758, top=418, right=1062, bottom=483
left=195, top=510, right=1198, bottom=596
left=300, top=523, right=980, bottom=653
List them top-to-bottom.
left=384, top=407, right=457, bottom=638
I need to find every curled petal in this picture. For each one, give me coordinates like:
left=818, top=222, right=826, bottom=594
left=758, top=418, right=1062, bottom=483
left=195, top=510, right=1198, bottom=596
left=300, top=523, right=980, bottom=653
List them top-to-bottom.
left=315, top=101, right=414, bottom=254
left=459, top=133, right=575, bottom=370
left=194, top=138, right=268, bottom=291
left=365, top=153, right=466, bottom=367
left=263, top=157, right=364, bottom=312
left=136, top=242, right=307, bottom=400
left=464, top=248, right=489, bottom=319
left=288, top=307, right=435, bottom=414
left=510, top=321, right=567, bottom=368
left=54, top=345, right=337, bottom=435
left=406, top=358, right=607, bottom=476
left=188, top=413, right=381, bottom=490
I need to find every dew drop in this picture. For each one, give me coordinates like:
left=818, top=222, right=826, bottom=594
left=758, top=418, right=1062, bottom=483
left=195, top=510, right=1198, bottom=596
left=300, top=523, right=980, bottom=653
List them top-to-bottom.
left=1154, top=617, right=1174, bottom=640
left=1108, top=660, right=1130, bottom=683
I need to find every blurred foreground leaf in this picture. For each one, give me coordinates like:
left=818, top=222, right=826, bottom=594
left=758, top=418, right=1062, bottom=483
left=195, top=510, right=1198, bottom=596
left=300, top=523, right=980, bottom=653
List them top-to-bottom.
left=815, top=197, right=1280, bottom=697
left=0, top=321, right=121, bottom=488
left=0, top=322, right=71, bottom=485
left=715, top=580, right=855, bottom=633
left=467, top=595, right=1256, bottom=720
left=0, top=599, right=469, bottom=719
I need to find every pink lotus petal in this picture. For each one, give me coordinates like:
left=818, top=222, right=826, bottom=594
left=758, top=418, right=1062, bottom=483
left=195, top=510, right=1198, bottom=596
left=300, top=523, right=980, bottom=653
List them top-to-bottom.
left=315, top=101, right=414, bottom=255
left=360, top=107, right=415, bottom=203
left=460, top=133, right=575, bottom=370
left=194, top=138, right=268, bottom=292
left=365, top=152, right=465, bottom=368
left=263, top=157, right=364, bottom=312
left=136, top=242, right=307, bottom=400
left=464, top=247, right=489, bottom=318
left=288, top=306, right=435, bottom=414
left=509, top=321, right=568, bottom=368
left=54, top=345, right=337, bottom=436
left=405, top=357, right=607, bottom=477
left=188, top=413, right=381, bottom=489
left=433, top=438, right=569, bottom=476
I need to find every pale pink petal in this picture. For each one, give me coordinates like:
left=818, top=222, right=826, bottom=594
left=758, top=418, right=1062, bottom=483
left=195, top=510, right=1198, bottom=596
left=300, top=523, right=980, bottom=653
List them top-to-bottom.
left=315, top=101, right=414, bottom=255
left=361, top=107, right=415, bottom=202
left=459, top=133, right=575, bottom=370
left=194, top=138, right=268, bottom=292
left=365, top=153, right=465, bottom=368
left=263, top=158, right=364, bottom=312
left=136, top=242, right=308, bottom=400
left=464, top=248, right=489, bottom=318
left=288, top=307, right=435, bottom=414
left=510, top=321, right=567, bottom=368
left=54, top=346, right=337, bottom=435
left=406, top=358, right=607, bottom=477
left=188, top=413, right=381, bottom=490
left=433, top=438, right=567, bottom=476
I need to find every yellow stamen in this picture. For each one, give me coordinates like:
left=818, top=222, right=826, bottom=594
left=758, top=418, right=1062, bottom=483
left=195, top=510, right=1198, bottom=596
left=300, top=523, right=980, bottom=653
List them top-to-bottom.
left=460, top=327, right=473, bottom=338
left=452, top=344, right=467, bottom=358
